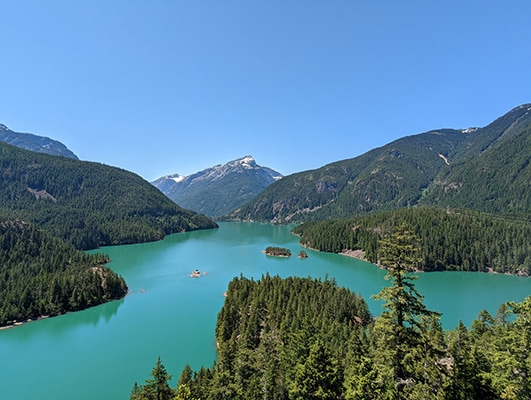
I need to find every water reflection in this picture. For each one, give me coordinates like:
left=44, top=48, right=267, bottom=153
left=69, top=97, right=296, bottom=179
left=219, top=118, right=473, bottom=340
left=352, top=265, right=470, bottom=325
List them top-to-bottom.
left=1, top=297, right=124, bottom=342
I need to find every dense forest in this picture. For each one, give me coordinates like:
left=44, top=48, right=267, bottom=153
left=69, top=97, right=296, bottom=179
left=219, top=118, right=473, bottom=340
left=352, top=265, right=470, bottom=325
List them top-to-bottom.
left=421, top=124, right=530, bottom=218
left=0, top=142, right=217, bottom=250
left=292, top=207, right=531, bottom=275
left=0, top=219, right=127, bottom=327
left=131, top=225, right=531, bottom=399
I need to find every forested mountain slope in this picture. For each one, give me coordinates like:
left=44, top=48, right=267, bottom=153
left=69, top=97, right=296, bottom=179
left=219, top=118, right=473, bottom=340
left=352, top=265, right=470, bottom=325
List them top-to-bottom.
left=448, top=103, right=531, bottom=164
left=226, top=104, right=530, bottom=223
left=0, top=123, right=78, bottom=159
left=419, top=123, right=530, bottom=218
left=226, top=129, right=466, bottom=222
left=0, top=142, right=217, bottom=250
left=152, top=156, right=282, bottom=218
left=292, top=207, right=531, bottom=275
left=0, top=219, right=127, bottom=327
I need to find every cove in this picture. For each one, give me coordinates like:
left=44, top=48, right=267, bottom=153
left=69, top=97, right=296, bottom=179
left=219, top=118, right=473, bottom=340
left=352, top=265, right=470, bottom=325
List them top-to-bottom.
left=1, top=222, right=529, bottom=400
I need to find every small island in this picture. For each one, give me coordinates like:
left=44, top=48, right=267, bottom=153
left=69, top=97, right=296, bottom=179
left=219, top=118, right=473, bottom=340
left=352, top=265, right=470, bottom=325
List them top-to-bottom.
left=264, top=246, right=292, bottom=257
left=298, top=250, right=308, bottom=259
left=190, top=269, right=201, bottom=278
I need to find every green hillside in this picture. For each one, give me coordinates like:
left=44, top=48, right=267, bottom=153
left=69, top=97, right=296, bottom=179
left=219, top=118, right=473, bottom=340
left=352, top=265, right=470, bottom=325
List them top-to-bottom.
left=226, top=104, right=530, bottom=223
left=420, top=126, right=531, bottom=217
left=227, top=129, right=466, bottom=222
left=0, top=142, right=217, bottom=250
left=292, top=207, right=531, bottom=275
left=0, top=219, right=127, bottom=327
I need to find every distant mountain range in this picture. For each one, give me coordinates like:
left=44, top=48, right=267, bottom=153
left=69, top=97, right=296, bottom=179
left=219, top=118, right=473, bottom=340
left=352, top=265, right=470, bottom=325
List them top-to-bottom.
left=226, top=104, right=531, bottom=222
left=0, top=124, right=78, bottom=159
left=152, top=156, right=282, bottom=218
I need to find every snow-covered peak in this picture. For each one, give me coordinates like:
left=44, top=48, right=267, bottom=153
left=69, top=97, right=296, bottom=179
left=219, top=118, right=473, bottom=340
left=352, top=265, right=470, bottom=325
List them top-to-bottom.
left=461, top=127, right=479, bottom=134
left=226, top=155, right=257, bottom=170
left=239, top=155, right=256, bottom=169
left=152, top=156, right=283, bottom=218
left=154, top=156, right=282, bottom=189
left=170, top=174, right=185, bottom=183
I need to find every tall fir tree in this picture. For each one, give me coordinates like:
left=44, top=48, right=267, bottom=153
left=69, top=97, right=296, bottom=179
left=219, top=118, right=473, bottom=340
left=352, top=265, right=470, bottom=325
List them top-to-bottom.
left=372, top=223, right=443, bottom=399
left=130, top=356, right=174, bottom=400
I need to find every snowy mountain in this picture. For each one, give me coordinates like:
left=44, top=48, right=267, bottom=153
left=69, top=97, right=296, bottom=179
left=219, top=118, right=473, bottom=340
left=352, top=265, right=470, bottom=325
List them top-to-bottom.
left=0, top=124, right=78, bottom=159
left=152, top=156, right=282, bottom=218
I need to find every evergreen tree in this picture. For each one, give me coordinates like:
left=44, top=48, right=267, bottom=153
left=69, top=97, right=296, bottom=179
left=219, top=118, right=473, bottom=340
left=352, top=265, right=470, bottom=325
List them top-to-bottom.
left=372, top=223, right=442, bottom=399
left=445, top=321, right=496, bottom=399
left=289, top=339, right=344, bottom=400
left=344, top=356, right=383, bottom=400
left=130, top=357, right=175, bottom=400
left=177, top=364, right=193, bottom=389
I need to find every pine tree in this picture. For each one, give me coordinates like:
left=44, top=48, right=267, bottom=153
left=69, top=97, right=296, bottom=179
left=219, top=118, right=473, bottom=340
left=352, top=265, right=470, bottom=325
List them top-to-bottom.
left=372, top=223, right=442, bottom=399
left=289, top=339, right=343, bottom=400
left=130, top=356, right=174, bottom=400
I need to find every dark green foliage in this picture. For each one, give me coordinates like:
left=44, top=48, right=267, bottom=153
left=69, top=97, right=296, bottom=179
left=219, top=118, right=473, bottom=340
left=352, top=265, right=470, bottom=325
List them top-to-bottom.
left=226, top=104, right=531, bottom=223
left=421, top=125, right=531, bottom=218
left=0, top=142, right=217, bottom=250
left=292, top=207, right=531, bottom=274
left=0, top=218, right=127, bottom=327
left=371, top=224, right=444, bottom=398
left=264, top=246, right=292, bottom=257
left=133, top=271, right=531, bottom=399
left=207, top=274, right=370, bottom=399
left=289, top=339, right=344, bottom=400
left=131, top=356, right=175, bottom=400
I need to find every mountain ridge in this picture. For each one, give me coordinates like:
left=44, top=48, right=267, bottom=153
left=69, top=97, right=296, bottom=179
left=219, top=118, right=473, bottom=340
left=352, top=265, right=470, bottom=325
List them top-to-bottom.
left=225, top=104, right=530, bottom=222
left=0, top=123, right=78, bottom=159
left=0, top=141, right=217, bottom=250
left=152, top=156, right=282, bottom=218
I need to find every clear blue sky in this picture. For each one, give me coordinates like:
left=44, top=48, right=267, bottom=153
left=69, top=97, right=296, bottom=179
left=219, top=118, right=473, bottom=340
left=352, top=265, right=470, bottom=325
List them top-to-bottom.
left=1, top=1, right=530, bottom=181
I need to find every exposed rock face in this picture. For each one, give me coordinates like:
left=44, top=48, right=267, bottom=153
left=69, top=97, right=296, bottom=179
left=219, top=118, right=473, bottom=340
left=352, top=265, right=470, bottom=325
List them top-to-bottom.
left=0, top=124, right=78, bottom=159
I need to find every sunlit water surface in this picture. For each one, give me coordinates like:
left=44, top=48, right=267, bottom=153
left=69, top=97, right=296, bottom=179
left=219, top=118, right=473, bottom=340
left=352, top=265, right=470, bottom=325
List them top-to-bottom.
left=1, top=222, right=529, bottom=399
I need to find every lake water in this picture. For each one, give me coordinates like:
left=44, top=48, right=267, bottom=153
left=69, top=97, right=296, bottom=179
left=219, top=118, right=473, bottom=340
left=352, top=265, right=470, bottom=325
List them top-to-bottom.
left=1, top=222, right=530, bottom=399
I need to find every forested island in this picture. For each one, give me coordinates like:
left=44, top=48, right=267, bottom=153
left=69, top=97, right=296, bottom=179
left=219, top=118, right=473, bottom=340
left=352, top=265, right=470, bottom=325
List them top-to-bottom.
left=292, top=207, right=531, bottom=275
left=131, top=225, right=531, bottom=399
left=264, top=246, right=292, bottom=257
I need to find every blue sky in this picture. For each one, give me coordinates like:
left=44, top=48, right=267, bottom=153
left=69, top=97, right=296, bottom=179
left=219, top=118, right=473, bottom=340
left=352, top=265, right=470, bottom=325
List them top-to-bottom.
left=1, top=1, right=530, bottom=181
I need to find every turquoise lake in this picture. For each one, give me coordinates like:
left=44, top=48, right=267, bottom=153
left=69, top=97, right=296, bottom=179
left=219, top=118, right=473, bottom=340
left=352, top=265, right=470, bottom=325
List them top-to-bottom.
left=1, top=222, right=530, bottom=399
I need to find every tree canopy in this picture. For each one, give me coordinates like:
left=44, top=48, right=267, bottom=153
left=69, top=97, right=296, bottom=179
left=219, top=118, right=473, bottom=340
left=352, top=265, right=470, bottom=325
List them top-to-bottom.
left=293, top=207, right=531, bottom=275
left=0, top=218, right=127, bottom=327
left=131, top=251, right=531, bottom=399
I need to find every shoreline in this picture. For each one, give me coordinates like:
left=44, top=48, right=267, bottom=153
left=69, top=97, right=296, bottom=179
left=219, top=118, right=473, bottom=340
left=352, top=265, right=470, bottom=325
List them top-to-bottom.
left=299, top=242, right=530, bottom=278
left=338, top=248, right=529, bottom=277
left=0, top=291, right=130, bottom=331
left=0, top=315, right=51, bottom=331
